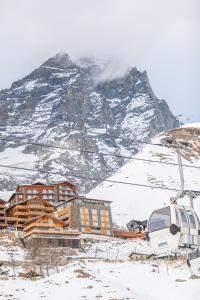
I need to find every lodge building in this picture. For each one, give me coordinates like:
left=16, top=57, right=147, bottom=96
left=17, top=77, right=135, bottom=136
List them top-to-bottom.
left=0, top=180, right=114, bottom=240
left=8, top=181, right=77, bottom=206
left=55, top=196, right=113, bottom=236
left=6, top=197, right=54, bottom=229
left=23, top=214, right=80, bottom=248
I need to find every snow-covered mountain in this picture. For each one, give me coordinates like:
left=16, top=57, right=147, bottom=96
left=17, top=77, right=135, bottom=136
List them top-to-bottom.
left=0, top=53, right=178, bottom=195
left=88, top=125, right=200, bottom=227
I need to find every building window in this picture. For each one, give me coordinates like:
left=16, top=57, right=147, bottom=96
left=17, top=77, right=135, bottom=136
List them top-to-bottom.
left=80, top=207, right=90, bottom=225
left=91, top=208, right=98, bottom=225
left=92, top=209, right=97, bottom=215
left=100, top=210, right=109, bottom=216
left=92, top=215, right=98, bottom=221
left=81, top=219, right=90, bottom=225
left=92, top=221, right=98, bottom=227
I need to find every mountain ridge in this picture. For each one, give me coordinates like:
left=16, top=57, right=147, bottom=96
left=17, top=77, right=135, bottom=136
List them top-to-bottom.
left=0, top=52, right=178, bottom=195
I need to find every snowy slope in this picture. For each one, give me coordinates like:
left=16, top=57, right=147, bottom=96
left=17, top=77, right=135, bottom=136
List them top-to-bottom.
left=88, top=125, right=200, bottom=227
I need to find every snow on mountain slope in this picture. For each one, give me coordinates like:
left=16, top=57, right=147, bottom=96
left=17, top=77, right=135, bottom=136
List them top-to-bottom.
left=0, top=52, right=178, bottom=194
left=88, top=125, right=200, bottom=227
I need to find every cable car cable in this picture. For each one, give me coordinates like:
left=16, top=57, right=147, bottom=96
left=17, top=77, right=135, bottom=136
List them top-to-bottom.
left=0, top=136, right=200, bottom=170
left=0, top=162, right=195, bottom=191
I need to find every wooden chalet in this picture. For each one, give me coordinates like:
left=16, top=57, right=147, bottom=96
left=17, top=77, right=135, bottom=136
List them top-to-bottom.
left=8, top=181, right=78, bottom=207
left=54, top=196, right=113, bottom=236
left=6, top=197, right=54, bottom=230
left=0, top=199, right=7, bottom=229
left=23, top=214, right=80, bottom=248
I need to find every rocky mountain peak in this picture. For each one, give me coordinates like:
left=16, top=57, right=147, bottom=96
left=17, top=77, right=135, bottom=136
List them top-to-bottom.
left=41, top=52, right=73, bottom=69
left=0, top=53, right=178, bottom=195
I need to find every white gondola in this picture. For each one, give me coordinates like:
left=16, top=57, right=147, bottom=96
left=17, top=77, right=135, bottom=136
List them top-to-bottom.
left=146, top=146, right=200, bottom=276
left=147, top=203, right=200, bottom=255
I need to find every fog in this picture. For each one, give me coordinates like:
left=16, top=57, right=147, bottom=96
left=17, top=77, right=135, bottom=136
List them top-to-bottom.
left=0, top=0, right=199, bottom=121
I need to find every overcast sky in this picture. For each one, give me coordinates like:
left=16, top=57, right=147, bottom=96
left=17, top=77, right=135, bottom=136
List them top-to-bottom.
left=1, top=0, right=199, bottom=122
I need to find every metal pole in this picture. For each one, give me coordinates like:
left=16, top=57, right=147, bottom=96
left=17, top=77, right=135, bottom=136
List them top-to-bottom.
left=170, top=148, right=184, bottom=204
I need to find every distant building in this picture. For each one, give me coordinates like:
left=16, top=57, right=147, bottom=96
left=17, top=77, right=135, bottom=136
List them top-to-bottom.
left=8, top=181, right=78, bottom=206
left=55, top=196, right=113, bottom=236
left=6, top=197, right=54, bottom=229
left=23, top=214, right=80, bottom=248
left=113, top=230, right=145, bottom=240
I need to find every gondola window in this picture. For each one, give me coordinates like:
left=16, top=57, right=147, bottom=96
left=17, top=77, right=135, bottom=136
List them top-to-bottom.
left=148, top=207, right=171, bottom=232
left=179, top=209, right=188, bottom=227
left=187, top=210, right=196, bottom=229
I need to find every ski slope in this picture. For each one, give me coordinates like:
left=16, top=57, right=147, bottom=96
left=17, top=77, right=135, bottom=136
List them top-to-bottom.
left=88, top=125, right=200, bottom=227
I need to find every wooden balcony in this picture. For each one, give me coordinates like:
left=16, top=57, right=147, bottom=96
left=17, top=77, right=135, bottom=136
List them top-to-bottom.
left=14, top=205, right=27, bottom=210
left=28, top=205, right=45, bottom=210
left=45, top=207, right=54, bottom=212
left=14, top=211, right=28, bottom=216
left=28, top=211, right=44, bottom=216
left=5, top=216, right=17, bottom=221
left=5, top=216, right=27, bottom=223
left=24, top=223, right=57, bottom=232
left=15, top=224, right=24, bottom=229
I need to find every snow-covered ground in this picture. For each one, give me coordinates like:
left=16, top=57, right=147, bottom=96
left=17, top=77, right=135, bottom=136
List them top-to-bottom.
left=88, top=125, right=200, bottom=226
left=0, top=232, right=200, bottom=300
left=0, top=258, right=200, bottom=300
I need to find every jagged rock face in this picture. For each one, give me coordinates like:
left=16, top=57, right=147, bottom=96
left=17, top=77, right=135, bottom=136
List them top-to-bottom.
left=0, top=53, right=178, bottom=193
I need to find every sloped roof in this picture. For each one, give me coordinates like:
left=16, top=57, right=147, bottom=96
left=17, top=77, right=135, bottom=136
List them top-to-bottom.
left=55, top=195, right=112, bottom=208
left=23, top=213, right=65, bottom=227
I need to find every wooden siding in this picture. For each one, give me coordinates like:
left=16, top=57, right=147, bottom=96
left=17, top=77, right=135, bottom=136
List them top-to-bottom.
left=8, top=181, right=77, bottom=206
left=6, top=198, right=54, bottom=230
left=55, top=198, right=113, bottom=236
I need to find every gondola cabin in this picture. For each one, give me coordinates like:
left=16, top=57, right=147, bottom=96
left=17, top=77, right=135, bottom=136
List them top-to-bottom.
left=147, top=204, right=200, bottom=254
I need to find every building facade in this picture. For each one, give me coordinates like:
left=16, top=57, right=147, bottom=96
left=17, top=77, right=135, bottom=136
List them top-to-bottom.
left=8, top=181, right=77, bottom=206
left=55, top=196, right=113, bottom=236
left=6, top=198, right=54, bottom=229
left=0, top=199, right=7, bottom=229
left=23, top=214, right=80, bottom=248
